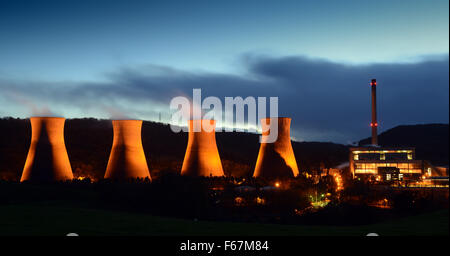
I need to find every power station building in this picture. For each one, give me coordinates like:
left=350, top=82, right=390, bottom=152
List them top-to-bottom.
left=349, top=79, right=437, bottom=182
left=349, top=147, right=430, bottom=181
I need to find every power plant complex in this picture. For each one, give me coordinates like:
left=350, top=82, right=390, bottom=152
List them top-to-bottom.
left=16, top=79, right=447, bottom=184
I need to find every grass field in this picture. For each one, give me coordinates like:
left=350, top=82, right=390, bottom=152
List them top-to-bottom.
left=0, top=201, right=447, bottom=236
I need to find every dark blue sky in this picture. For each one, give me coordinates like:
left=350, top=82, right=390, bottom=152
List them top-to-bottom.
left=0, top=0, right=448, bottom=143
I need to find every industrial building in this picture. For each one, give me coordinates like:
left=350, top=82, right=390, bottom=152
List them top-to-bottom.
left=349, top=79, right=446, bottom=183
left=349, top=147, right=431, bottom=181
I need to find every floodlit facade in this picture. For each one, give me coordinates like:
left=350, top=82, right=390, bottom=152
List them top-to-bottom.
left=21, top=117, right=73, bottom=182
left=253, top=117, right=299, bottom=179
left=181, top=119, right=224, bottom=177
left=104, top=120, right=151, bottom=180
left=349, top=147, right=428, bottom=181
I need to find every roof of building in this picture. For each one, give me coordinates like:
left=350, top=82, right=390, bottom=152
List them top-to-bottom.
left=350, top=146, right=415, bottom=152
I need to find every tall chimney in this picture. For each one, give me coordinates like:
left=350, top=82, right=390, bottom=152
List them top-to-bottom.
left=370, top=79, right=378, bottom=146
left=21, top=117, right=73, bottom=182
left=253, top=117, right=299, bottom=179
left=181, top=119, right=224, bottom=177
left=104, top=120, right=151, bottom=180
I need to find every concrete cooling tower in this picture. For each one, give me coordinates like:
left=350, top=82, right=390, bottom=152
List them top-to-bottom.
left=21, top=117, right=73, bottom=182
left=253, top=117, right=299, bottom=179
left=104, top=120, right=151, bottom=180
left=181, top=120, right=224, bottom=177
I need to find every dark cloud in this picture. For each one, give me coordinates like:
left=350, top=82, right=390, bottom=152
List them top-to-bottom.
left=0, top=54, right=448, bottom=143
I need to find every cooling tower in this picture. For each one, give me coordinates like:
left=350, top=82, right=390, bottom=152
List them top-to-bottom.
left=21, top=117, right=73, bottom=182
left=253, top=117, right=299, bottom=179
left=104, top=120, right=151, bottom=180
left=181, top=120, right=224, bottom=177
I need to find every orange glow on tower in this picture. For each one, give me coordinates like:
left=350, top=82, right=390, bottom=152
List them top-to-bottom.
left=21, top=117, right=73, bottom=182
left=253, top=117, right=299, bottom=179
left=104, top=120, right=151, bottom=180
left=181, top=120, right=224, bottom=177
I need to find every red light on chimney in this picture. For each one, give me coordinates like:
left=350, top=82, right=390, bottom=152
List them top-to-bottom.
left=371, top=79, right=377, bottom=86
left=370, top=123, right=373, bottom=127
left=374, top=123, right=378, bottom=127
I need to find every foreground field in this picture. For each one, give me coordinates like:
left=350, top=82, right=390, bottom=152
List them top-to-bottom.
left=0, top=202, right=447, bottom=236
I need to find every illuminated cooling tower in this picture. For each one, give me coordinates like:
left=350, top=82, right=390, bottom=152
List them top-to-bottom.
left=21, top=117, right=73, bottom=182
left=253, top=117, right=299, bottom=179
left=104, top=120, right=151, bottom=180
left=181, top=120, right=224, bottom=177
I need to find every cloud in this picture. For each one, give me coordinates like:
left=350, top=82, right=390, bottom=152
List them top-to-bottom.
left=0, top=54, right=448, bottom=143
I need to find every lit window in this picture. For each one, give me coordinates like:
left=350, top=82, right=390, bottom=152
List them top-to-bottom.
left=407, top=153, right=413, bottom=160
left=354, top=154, right=359, bottom=160
left=380, top=154, right=385, bottom=160
left=398, top=163, right=408, bottom=169
left=386, top=174, right=391, bottom=181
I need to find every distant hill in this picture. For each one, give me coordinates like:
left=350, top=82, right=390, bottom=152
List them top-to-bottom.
left=0, top=118, right=349, bottom=180
left=359, top=124, right=449, bottom=166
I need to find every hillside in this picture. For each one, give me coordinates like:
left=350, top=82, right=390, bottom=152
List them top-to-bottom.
left=0, top=118, right=348, bottom=180
left=359, top=124, right=449, bottom=166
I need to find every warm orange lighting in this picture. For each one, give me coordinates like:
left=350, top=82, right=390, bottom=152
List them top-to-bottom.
left=21, top=117, right=73, bottom=182
left=253, top=117, right=299, bottom=179
left=104, top=120, right=151, bottom=180
left=181, top=120, right=224, bottom=177
left=353, top=149, right=414, bottom=154
left=333, top=173, right=344, bottom=191
left=275, top=182, right=281, bottom=188
left=234, top=197, right=245, bottom=206
left=256, top=197, right=266, bottom=205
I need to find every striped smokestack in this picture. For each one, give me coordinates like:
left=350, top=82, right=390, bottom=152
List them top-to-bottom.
left=370, top=79, right=378, bottom=146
